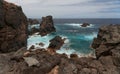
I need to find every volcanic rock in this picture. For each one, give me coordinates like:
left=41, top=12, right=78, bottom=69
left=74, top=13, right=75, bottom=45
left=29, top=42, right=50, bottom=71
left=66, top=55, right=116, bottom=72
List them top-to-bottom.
left=0, top=0, right=27, bottom=53
left=39, top=16, right=56, bottom=36
left=28, top=18, right=39, bottom=25
left=81, top=23, right=90, bottom=27
left=92, top=25, right=120, bottom=59
left=29, top=27, right=39, bottom=35
left=48, top=36, right=65, bottom=50
left=23, top=57, right=40, bottom=67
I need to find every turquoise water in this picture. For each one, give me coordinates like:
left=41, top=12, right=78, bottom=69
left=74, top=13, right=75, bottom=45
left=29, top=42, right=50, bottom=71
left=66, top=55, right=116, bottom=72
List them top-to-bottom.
left=28, top=23, right=98, bottom=56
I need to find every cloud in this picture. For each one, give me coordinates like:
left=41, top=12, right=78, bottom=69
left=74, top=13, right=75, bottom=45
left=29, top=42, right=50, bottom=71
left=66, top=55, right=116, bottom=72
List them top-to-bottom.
left=5, top=0, right=120, bottom=18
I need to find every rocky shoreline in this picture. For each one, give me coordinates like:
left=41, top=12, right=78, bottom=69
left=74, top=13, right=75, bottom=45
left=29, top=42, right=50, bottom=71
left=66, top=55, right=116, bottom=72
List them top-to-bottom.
left=0, top=0, right=120, bottom=74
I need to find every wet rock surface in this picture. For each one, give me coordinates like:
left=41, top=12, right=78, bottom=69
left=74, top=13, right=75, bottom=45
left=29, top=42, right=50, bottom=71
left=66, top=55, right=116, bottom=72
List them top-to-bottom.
left=0, top=0, right=27, bottom=53
left=39, top=16, right=56, bottom=36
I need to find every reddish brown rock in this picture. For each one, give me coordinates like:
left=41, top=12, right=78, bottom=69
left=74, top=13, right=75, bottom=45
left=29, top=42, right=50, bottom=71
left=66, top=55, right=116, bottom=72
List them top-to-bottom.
left=0, top=0, right=27, bottom=53
left=39, top=16, right=56, bottom=36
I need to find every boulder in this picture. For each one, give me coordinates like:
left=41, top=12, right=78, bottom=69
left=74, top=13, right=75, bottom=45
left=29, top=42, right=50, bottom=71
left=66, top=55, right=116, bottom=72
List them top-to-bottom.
left=0, top=0, right=27, bottom=53
left=39, top=16, right=56, bottom=36
left=23, top=57, right=40, bottom=67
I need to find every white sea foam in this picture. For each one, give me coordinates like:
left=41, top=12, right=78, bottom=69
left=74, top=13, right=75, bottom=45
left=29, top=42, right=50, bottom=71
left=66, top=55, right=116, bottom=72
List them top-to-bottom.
left=64, top=23, right=94, bottom=28
left=27, top=31, right=96, bottom=58
left=27, top=34, right=54, bottom=49
left=56, top=47, right=96, bottom=58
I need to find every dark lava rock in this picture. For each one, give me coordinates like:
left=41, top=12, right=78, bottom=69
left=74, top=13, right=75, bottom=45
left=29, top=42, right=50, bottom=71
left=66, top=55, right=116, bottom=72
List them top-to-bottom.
left=0, top=0, right=27, bottom=53
left=39, top=16, right=56, bottom=36
left=28, top=18, right=39, bottom=25
left=81, top=23, right=90, bottom=27
left=92, top=25, right=120, bottom=59
left=28, top=27, right=39, bottom=35
left=47, top=36, right=65, bottom=55
left=48, top=36, right=64, bottom=49
left=29, top=45, right=35, bottom=50
left=70, top=54, right=78, bottom=59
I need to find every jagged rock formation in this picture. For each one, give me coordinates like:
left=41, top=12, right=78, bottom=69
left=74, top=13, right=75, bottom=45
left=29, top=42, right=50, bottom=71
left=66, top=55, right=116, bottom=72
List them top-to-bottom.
left=0, top=0, right=27, bottom=52
left=0, top=1, right=120, bottom=74
left=39, top=16, right=56, bottom=36
left=28, top=18, right=39, bottom=25
left=0, top=25, right=119, bottom=74
left=47, top=36, right=65, bottom=55
left=48, top=36, right=65, bottom=50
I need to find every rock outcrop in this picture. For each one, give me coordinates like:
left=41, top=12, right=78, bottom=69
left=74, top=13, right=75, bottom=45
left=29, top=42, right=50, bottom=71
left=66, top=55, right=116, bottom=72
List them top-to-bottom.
left=0, top=0, right=27, bottom=52
left=0, top=1, right=120, bottom=74
left=39, top=16, right=56, bottom=36
left=28, top=18, right=39, bottom=25
left=81, top=23, right=90, bottom=27
left=47, top=36, right=65, bottom=55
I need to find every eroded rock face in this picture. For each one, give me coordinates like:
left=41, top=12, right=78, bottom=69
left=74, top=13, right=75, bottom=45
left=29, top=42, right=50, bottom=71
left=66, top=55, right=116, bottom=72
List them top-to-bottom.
left=0, top=0, right=27, bottom=52
left=39, top=16, right=56, bottom=36
left=92, top=25, right=120, bottom=59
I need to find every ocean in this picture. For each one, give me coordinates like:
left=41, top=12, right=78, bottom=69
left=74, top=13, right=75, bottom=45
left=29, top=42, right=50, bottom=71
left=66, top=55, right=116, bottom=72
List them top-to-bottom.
left=27, top=19, right=120, bottom=57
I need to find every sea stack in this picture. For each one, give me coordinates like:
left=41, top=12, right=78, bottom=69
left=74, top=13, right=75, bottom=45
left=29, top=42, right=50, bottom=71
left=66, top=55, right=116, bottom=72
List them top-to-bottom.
left=0, top=0, right=28, bottom=52
left=39, top=16, right=56, bottom=36
left=81, top=23, right=90, bottom=27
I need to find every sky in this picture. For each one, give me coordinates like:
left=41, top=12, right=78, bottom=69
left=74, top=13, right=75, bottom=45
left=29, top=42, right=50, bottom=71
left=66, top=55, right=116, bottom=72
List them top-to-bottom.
left=5, top=0, right=120, bottom=18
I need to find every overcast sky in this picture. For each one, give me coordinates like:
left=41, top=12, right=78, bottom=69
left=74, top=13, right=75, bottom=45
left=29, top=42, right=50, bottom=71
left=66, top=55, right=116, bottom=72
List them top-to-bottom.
left=5, top=0, right=120, bottom=18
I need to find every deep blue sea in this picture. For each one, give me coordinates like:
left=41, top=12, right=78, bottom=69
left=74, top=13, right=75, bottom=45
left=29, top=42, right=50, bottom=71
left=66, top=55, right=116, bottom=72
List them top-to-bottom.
left=28, top=19, right=120, bottom=57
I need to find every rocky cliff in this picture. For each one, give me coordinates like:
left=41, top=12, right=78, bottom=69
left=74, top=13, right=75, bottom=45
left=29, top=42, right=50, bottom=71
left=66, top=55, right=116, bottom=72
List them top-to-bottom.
left=0, top=0, right=27, bottom=52
left=39, top=16, right=56, bottom=36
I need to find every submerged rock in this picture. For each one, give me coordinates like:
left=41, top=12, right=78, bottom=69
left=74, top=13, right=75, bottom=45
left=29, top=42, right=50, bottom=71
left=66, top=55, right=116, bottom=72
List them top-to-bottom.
left=0, top=0, right=27, bottom=53
left=39, top=16, right=56, bottom=36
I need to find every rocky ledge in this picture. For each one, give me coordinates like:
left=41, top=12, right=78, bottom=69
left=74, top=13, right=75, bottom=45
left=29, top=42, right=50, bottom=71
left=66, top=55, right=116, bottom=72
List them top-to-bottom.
left=0, top=0, right=27, bottom=53
left=39, top=16, right=56, bottom=36
left=0, top=25, right=120, bottom=74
